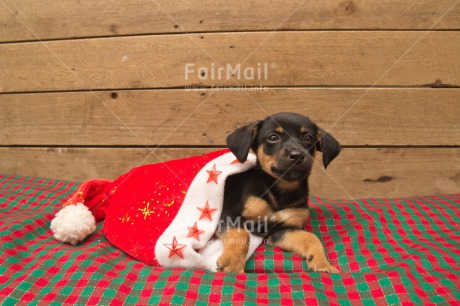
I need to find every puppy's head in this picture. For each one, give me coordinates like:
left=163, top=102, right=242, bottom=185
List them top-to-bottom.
left=227, top=112, right=341, bottom=182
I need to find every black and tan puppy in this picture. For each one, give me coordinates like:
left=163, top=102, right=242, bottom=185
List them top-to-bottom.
left=217, top=112, right=341, bottom=273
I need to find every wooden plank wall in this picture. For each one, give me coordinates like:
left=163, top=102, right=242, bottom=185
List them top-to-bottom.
left=1, top=0, right=459, bottom=199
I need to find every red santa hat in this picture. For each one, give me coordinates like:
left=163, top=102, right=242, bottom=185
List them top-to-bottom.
left=50, top=149, right=263, bottom=271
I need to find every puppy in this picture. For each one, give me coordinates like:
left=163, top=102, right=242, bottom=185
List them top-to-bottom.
left=216, top=112, right=341, bottom=273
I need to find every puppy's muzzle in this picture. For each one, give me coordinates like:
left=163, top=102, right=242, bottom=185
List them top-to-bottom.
left=287, top=149, right=306, bottom=164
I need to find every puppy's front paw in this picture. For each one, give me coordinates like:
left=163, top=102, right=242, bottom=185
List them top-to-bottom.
left=217, top=252, right=245, bottom=273
left=307, top=254, right=340, bottom=273
left=312, top=262, right=340, bottom=274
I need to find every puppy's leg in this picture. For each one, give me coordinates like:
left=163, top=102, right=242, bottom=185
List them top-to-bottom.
left=270, top=208, right=310, bottom=228
left=216, top=227, right=249, bottom=273
left=269, top=229, right=339, bottom=273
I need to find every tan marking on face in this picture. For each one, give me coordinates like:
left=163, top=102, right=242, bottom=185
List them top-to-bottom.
left=275, top=127, right=284, bottom=133
left=300, top=127, right=307, bottom=133
left=316, top=129, right=322, bottom=150
left=257, top=145, right=278, bottom=178
left=257, top=145, right=304, bottom=188
left=242, top=196, right=274, bottom=221
left=270, top=208, right=310, bottom=228
left=216, top=228, right=250, bottom=273
left=269, top=230, right=339, bottom=273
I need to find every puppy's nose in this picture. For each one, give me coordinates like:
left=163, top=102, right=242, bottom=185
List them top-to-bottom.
left=288, top=150, right=304, bottom=162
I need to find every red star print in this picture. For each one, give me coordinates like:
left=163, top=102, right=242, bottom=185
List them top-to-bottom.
left=206, top=164, right=222, bottom=184
left=197, top=201, right=218, bottom=221
left=187, top=222, right=205, bottom=241
left=163, top=236, right=186, bottom=259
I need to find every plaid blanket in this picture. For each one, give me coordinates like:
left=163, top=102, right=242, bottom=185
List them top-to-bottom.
left=0, top=173, right=459, bottom=305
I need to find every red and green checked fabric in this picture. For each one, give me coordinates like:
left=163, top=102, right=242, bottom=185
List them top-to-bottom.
left=0, top=173, right=459, bottom=305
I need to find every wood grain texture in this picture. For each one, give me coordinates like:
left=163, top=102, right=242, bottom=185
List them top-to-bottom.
left=0, top=0, right=459, bottom=42
left=1, top=1, right=458, bottom=200
left=0, top=32, right=459, bottom=92
left=1, top=89, right=459, bottom=146
left=1, top=147, right=458, bottom=199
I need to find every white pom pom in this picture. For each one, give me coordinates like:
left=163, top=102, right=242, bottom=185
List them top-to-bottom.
left=50, top=203, right=96, bottom=245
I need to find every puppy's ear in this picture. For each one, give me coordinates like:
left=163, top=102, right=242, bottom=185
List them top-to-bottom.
left=226, top=121, right=262, bottom=163
left=316, top=129, right=341, bottom=169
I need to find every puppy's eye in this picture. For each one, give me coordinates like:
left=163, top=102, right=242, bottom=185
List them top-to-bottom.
left=267, top=134, right=280, bottom=143
left=303, top=134, right=315, bottom=142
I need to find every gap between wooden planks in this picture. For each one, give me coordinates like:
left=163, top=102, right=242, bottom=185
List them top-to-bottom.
left=0, top=0, right=459, bottom=42
left=0, top=32, right=459, bottom=92
left=1, top=88, right=459, bottom=146
left=1, top=147, right=458, bottom=199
